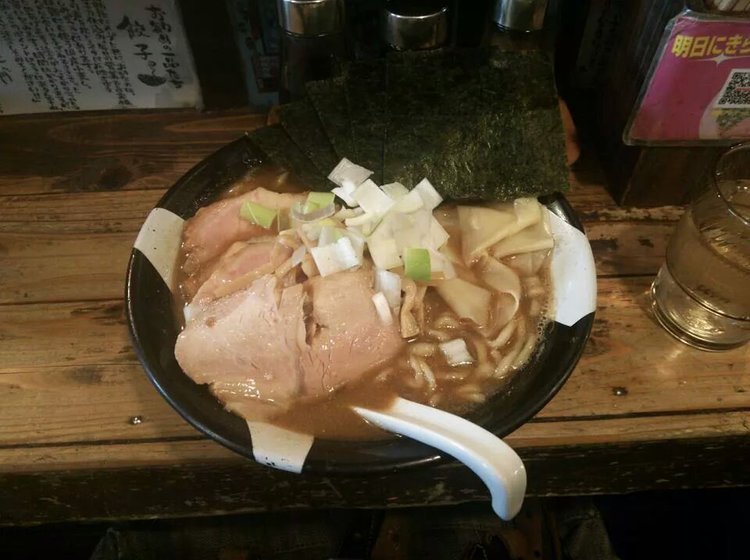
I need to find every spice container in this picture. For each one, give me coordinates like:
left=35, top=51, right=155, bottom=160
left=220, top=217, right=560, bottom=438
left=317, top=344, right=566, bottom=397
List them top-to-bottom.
left=278, top=0, right=348, bottom=101
left=383, top=0, right=450, bottom=51
left=493, top=0, right=548, bottom=32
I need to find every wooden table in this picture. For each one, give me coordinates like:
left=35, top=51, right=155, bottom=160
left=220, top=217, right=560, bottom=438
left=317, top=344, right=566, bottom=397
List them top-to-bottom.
left=1, top=109, right=749, bottom=526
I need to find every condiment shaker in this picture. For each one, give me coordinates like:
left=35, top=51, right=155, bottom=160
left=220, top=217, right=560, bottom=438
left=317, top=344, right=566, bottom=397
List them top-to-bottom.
left=278, top=0, right=348, bottom=101
left=383, top=0, right=450, bottom=51
left=493, top=0, right=548, bottom=32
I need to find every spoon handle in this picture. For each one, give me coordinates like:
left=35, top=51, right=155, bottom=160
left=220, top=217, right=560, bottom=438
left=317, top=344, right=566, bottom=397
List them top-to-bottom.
left=353, top=397, right=527, bottom=520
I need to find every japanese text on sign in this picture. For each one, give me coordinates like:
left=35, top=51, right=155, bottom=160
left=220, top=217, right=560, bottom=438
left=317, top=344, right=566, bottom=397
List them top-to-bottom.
left=0, top=0, right=199, bottom=116
left=672, top=34, right=750, bottom=58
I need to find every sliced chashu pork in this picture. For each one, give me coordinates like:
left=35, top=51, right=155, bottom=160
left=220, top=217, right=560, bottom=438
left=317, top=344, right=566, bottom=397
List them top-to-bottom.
left=181, top=187, right=304, bottom=275
left=182, top=238, right=274, bottom=304
left=188, top=239, right=292, bottom=308
left=175, top=269, right=404, bottom=419
left=299, top=270, right=404, bottom=396
left=175, top=275, right=301, bottom=404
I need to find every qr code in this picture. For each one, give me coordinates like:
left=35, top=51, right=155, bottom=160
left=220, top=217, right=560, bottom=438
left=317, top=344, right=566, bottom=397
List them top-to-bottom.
left=716, top=69, right=750, bottom=108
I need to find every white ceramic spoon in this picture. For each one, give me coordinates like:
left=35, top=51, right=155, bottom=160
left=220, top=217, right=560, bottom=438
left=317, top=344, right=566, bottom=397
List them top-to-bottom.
left=353, top=397, right=527, bottom=520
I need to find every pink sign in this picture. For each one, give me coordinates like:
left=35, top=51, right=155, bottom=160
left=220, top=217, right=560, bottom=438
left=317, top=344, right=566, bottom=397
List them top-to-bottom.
left=626, top=13, right=750, bottom=144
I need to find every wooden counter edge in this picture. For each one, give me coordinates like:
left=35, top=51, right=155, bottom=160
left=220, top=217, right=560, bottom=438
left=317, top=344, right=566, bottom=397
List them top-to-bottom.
left=1, top=433, right=749, bottom=526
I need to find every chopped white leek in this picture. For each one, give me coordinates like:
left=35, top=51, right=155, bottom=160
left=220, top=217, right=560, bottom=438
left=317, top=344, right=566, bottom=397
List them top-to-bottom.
left=328, top=158, right=373, bottom=191
left=322, top=159, right=454, bottom=281
left=413, top=178, right=443, bottom=210
left=353, top=179, right=395, bottom=215
left=380, top=182, right=409, bottom=201
left=332, top=185, right=358, bottom=207
left=392, top=188, right=424, bottom=213
left=335, top=207, right=364, bottom=220
left=403, top=207, right=432, bottom=237
left=345, top=211, right=378, bottom=227
left=345, top=211, right=383, bottom=238
left=368, top=212, right=394, bottom=241
left=429, top=216, right=450, bottom=250
left=301, top=218, right=336, bottom=241
left=361, top=218, right=380, bottom=237
left=393, top=224, right=423, bottom=254
left=318, top=225, right=345, bottom=246
left=343, top=229, right=366, bottom=260
left=368, top=236, right=402, bottom=269
left=310, top=237, right=360, bottom=276
left=439, top=243, right=461, bottom=264
left=428, top=249, right=456, bottom=279
left=428, top=249, right=444, bottom=272
left=440, top=253, right=457, bottom=279
left=442, top=259, right=457, bottom=279
left=374, top=269, right=402, bottom=311
left=371, top=292, right=393, bottom=326
left=439, top=339, right=475, bottom=366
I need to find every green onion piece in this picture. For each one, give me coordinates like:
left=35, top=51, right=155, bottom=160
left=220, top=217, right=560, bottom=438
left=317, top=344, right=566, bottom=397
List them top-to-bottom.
left=303, top=191, right=335, bottom=213
left=308, top=191, right=335, bottom=208
left=240, top=201, right=277, bottom=229
left=404, top=247, right=431, bottom=282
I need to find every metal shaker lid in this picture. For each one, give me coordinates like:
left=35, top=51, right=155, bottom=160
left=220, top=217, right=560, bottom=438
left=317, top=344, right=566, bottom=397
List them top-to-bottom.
left=278, top=0, right=345, bottom=36
left=493, top=0, right=548, bottom=32
left=383, top=1, right=449, bottom=51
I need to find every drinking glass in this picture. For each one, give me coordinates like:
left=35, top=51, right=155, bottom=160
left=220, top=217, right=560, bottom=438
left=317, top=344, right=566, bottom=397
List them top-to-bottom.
left=651, top=142, right=750, bottom=351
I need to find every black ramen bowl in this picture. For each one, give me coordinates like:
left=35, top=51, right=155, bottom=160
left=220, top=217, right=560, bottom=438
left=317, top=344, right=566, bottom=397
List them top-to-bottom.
left=126, top=136, right=595, bottom=475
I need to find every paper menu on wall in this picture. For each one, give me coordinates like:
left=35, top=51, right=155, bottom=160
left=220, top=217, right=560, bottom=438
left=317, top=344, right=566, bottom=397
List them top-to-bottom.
left=0, top=0, right=201, bottom=116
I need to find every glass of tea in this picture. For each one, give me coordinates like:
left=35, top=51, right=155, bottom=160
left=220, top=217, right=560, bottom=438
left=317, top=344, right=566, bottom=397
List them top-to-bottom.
left=651, top=142, right=750, bottom=351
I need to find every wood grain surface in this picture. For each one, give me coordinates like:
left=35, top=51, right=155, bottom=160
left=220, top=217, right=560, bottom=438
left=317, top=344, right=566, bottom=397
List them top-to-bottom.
left=0, top=109, right=748, bottom=526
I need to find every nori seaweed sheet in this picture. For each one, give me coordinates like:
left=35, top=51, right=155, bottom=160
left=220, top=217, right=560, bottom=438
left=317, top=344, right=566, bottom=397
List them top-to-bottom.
left=269, top=46, right=569, bottom=200
left=382, top=46, right=568, bottom=201
left=386, top=48, right=485, bottom=118
left=480, top=49, right=558, bottom=112
left=345, top=59, right=387, bottom=183
left=305, top=77, right=356, bottom=161
left=277, top=99, right=339, bottom=175
left=384, top=110, right=567, bottom=200
left=383, top=113, right=452, bottom=189
left=383, top=117, right=567, bottom=198
left=247, top=125, right=327, bottom=191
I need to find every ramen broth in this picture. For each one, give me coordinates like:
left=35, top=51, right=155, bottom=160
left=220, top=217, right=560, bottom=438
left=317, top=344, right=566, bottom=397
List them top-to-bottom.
left=173, top=165, right=554, bottom=440
left=272, top=250, right=552, bottom=440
